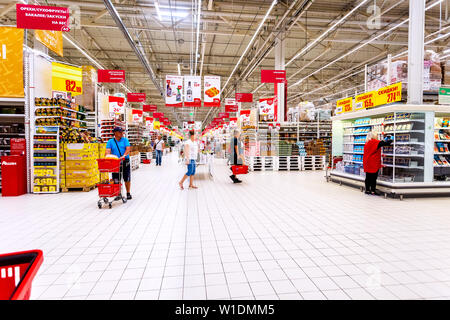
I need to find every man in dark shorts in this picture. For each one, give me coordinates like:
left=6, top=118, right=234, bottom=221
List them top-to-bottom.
left=105, top=127, right=132, bottom=200
left=229, top=129, right=245, bottom=183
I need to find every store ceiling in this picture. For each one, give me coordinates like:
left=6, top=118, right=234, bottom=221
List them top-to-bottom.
left=0, top=0, right=449, bottom=127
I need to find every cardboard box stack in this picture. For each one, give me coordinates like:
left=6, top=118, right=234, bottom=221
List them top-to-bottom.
left=443, top=59, right=450, bottom=86
left=305, top=140, right=326, bottom=156
left=62, top=143, right=103, bottom=190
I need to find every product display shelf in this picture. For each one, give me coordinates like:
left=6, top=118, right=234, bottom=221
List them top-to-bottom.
left=330, top=104, right=450, bottom=198
left=85, top=112, right=96, bottom=137
left=433, top=116, right=450, bottom=181
left=100, top=119, right=125, bottom=142
left=126, top=123, right=144, bottom=145
left=32, top=127, right=60, bottom=194
left=140, top=152, right=152, bottom=163
left=130, top=153, right=140, bottom=171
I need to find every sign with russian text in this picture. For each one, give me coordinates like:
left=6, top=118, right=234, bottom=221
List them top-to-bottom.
left=16, top=4, right=70, bottom=32
left=98, top=70, right=125, bottom=83
left=261, top=70, right=286, bottom=83
left=165, top=75, right=183, bottom=107
left=184, top=76, right=202, bottom=107
left=204, top=76, right=221, bottom=107
left=375, top=82, right=402, bottom=107
left=355, top=91, right=375, bottom=110
left=127, top=93, right=146, bottom=103
left=235, top=93, right=253, bottom=103
left=109, top=96, right=125, bottom=114
left=336, top=97, right=353, bottom=114
left=225, top=98, right=238, bottom=112
left=143, top=105, right=157, bottom=112
left=132, top=109, right=143, bottom=122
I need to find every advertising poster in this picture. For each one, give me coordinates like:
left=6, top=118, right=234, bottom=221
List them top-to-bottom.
left=0, top=27, right=24, bottom=98
left=35, top=30, right=63, bottom=57
left=165, top=75, right=183, bottom=107
left=184, top=76, right=202, bottom=107
left=204, top=76, right=221, bottom=107
left=109, top=96, right=125, bottom=114
left=258, top=97, right=277, bottom=122
left=225, top=98, right=239, bottom=112
left=132, top=109, right=143, bottom=123
left=239, top=110, right=251, bottom=123
left=145, top=117, right=153, bottom=129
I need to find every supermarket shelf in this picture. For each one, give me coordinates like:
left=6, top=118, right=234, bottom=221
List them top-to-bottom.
left=35, top=106, right=86, bottom=115
left=0, top=114, right=25, bottom=118
left=384, top=119, right=425, bottom=124
left=343, top=123, right=373, bottom=129
left=435, top=127, right=450, bottom=130
left=384, top=130, right=424, bottom=134
left=0, top=132, right=25, bottom=136
left=435, top=140, right=450, bottom=142
left=394, top=141, right=424, bottom=145
left=343, top=151, right=364, bottom=154
left=435, top=152, right=450, bottom=155
left=382, top=154, right=424, bottom=157
left=382, top=164, right=423, bottom=169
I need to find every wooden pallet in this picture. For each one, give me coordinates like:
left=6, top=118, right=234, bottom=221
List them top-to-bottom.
left=61, top=185, right=97, bottom=192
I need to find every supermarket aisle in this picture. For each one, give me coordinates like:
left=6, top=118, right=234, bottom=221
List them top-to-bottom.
left=2, top=153, right=450, bottom=300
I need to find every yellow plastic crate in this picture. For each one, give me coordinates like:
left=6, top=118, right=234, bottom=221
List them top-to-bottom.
left=64, top=143, right=97, bottom=152
left=65, top=151, right=96, bottom=160
left=65, top=160, right=96, bottom=170
left=66, top=168, right=98, bottom=179
left=66, top=176, right=97, bottom=188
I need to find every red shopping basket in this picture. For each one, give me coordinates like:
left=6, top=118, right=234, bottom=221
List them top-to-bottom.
left=97, top=158, right=121, bottom=173
left=143, top=159, right=151, bottom=164
left=232, top=165, right=249, bottom=175
left=97, top=183, right=121, bottom=197
left=0, top=250, right=43, bottom=300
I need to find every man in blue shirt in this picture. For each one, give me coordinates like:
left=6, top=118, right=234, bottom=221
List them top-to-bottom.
left=106, top=127, right=132, bottom=200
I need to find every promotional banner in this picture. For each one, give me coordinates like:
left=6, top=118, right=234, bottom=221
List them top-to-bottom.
left=16, top=4, right=70, bottom=32
left=0, top=27, right=24, bottom=98
left=35, top=30, right=63, bottom=57
left=52, top=62, right=83, bottom=96
left=98, top=70, right=125, bottom=83
left=261, top=70, right=286, bottom=83
left=165, top=75, right=183, bottom=107
left=184, top=76, right=202, bottom=107
left=204, top=76, right=221, bottom=107
left=375, top=82, right=402, bottom=106
left=355, top=91, right=375, bottom=110
left=127, top=93, right=146, bottom=103
left=235, top=93, right=253, bottom=103
left=109, top=96, right=125, bottom=114
left=258, top=97, right=277, bottom=121
left=336, top=97, right=353, bottom=114
left=225, top=98, right=238, bottom=112
left=143, top=105, right=157, bottom=112
left=132, top=109, right=143, bottom=122
left=239, top=110, right=251, bottom=123
left=153, top=112, right=164, bottom=119
left=218, top=112, right=230, bottom=119
left=145, top=117, right=153, bottom=129
left=229, top=117, right=238, bottom=127
left=154, top=120, right=160, bottom=130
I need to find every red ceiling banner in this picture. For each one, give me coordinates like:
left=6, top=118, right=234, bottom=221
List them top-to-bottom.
left=16, top=4, right=70, bottom=32
left=98, top=70, right=125, bottom=83
left=261, top=70, right=286, bottom=83
left=127, top=93, right=146, bottom=103
left=235, top=93, right=253, bottom=103
left=143, top=105, right=157, bottom=112
left=153, top=112, right=164, bottom=119
left=218, top=112, right=229, bottom=119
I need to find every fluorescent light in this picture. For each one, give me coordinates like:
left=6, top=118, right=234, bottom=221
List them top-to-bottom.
left=154, top=0, right=162, bottom=20
left=194, top=0, right=202, bottom=75
left=222, top=0, right=278, bottom=93
left=286, top=0, right=370, bottom=67
left=159, top=10, right=189, bottom=18
left=444, top=48, right=450, bottom=54
left=178, top=63, right=181, bottom=75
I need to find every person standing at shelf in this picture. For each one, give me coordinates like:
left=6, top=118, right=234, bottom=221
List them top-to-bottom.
left=105, top=127, right=132, bottom=200
left=229, top=129, right=246, bottom=184
left=179, top=130, right=199, bottom=190
left=363, top=131, right=393, bottom=195
left=154, top=134, right=165, bottom=166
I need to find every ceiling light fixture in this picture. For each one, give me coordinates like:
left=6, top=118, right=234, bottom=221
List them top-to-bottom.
left=154, top=0, right=163, bottom=20
left=194, top=0, right=202, bottom=75
left=222, top=0, right=278, bottom=93
left=286, top=0, right=370, bottom=67
left=178, top=63, right=181, bottom=75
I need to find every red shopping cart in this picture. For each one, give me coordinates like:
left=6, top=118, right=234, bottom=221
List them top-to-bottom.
left=97, top=158, right=127, bottom=209
left=231, top=165, right=249, bottom=175
left=0, top=250, right=43, bottom=300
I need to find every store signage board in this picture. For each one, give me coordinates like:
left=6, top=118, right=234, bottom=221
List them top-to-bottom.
left=16, top=4, right=70, bottom=31
left=0, top=27, right=24, bottom=98
left=35, top=30, right=63, bottom=57
left=52, top=62, right=83, bottom=96
left=98, top=70, right=125, bottom=83
left=261, top=70, right=286, bottom=83
left=166, top=75, right=183, bottom=107
left=184, top=76, right=202, bottom=107
left=204, top=76, right=221, bottom=107
left=375, top=82, right=402, bottom=106
left=439, top=88, right=450, bottom=105
left=355, top=91, right=376, bottom=111
left=127, top=93, right=146, bottom=103
left=235, top=93, right=253, bottom=103
left=109, top=96, right=125, bottom=114
left=258, top=97, right=277, bottom=121
left=336, top=97, right=353, bottom=114
left=225, top=98, right=239, bottom=112
left=143, top=105, right=157, bottom=112
left=132, top=109, right=143, bottom=122
left=153, top=112, right=164, bottom=118
left=218, top=112, right=230, bottom=119
left=10, top=138, right=26, bottom=156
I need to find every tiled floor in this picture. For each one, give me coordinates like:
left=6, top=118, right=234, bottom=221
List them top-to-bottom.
left=2, top=152, right=450, bottom=300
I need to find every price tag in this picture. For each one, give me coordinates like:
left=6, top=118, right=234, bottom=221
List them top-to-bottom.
left=375, top=82, right=402, bottom=106
left=355, top=91, right=376, bottom=110
left=336, top=97, right=353, bottom=114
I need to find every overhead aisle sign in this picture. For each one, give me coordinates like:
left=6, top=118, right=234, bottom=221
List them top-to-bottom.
left=16, top=4, right=70, bottom=32
left=0, top=27, right=24, bottom=98
left=35, top=30, right=63, bottom=57
left=98, top=70, right=125, bottom=83
left=261, top=70, right=286, bottom=83
left=165, top=75, right=183, bottom=107
left=184, top=76, right=202, bottom=107
left=204, top=76, right=221, bottom=107
left=127, top=93, right=146, bottom=103
left=235, top=93, right=253, bottom=103
left=109, top=96, right=125, bottom=114
left=225, top=98, right=238, bottom=112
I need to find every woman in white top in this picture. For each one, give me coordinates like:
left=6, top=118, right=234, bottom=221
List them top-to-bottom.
left=179, top=130, right=199, bottom=190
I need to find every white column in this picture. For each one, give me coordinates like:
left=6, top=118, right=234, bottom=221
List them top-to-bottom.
left=407, top=0, right=425, bottom=104
left=275, top=35, right=285, bottom=123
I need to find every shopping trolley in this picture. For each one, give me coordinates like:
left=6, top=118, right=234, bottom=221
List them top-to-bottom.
left=96, top=158, right=127, bottom=209
left=0, top=250, right=43, bottom=300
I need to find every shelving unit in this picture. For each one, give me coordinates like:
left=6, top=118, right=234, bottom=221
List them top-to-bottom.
left=330, top=104, right=450, bottom=198
left=86, top=111, right=96, bottom=137
left=100, top=119, right=125, bottom=142
left=126, top=123, right=143, bottom=145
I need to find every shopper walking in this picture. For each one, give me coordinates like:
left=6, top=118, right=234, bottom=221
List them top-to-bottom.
left=105, top=127, right=132, bottom=200
left=229, top=129, right=245, bottom=183
left=179, top=130, right=199, bottom=190
left=363, top=131, right=393, bottom=195
left=154, top=134, right=165, bottom=166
